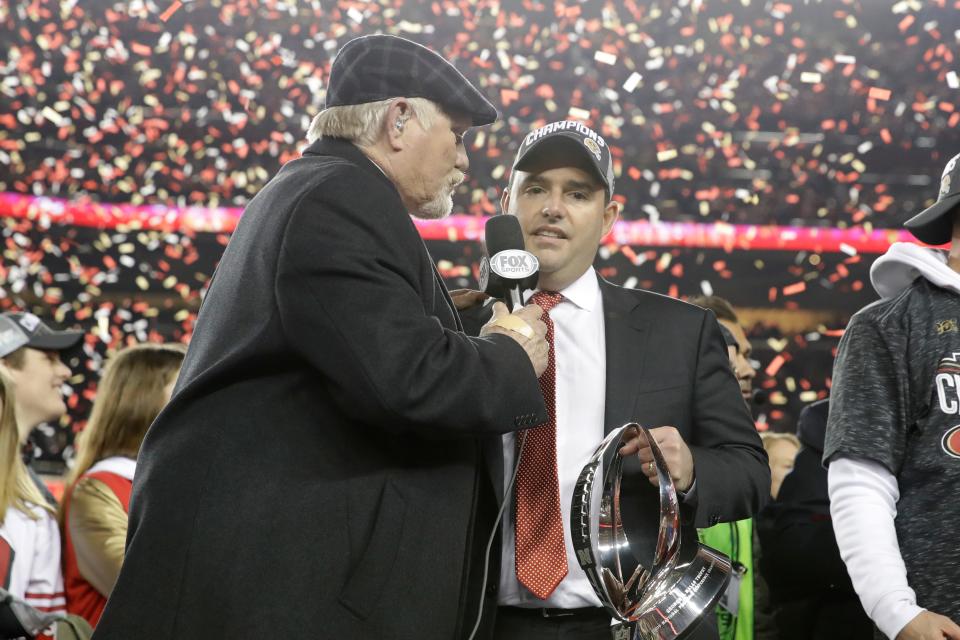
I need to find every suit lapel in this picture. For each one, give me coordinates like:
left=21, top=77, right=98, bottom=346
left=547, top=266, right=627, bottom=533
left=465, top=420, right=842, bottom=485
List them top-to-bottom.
left=431, top=261, right=464, bottom=332
left=600, top=278, right=650, bottom=435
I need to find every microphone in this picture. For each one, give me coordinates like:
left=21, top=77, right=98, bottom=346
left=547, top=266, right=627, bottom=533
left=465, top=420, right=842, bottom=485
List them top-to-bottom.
left=479, top=215, right=540, bottom=311
left=751, top=389, right=767, bottom=405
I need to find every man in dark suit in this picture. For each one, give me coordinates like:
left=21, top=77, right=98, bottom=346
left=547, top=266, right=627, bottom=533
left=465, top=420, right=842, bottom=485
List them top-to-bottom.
left=95, top=35, right=551, bottom=640
left=469, top=121, right=769, bottom=640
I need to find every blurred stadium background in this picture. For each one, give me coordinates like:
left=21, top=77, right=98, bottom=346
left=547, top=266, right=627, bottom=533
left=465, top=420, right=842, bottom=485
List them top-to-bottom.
left=1, top=0, right=958, bottom=470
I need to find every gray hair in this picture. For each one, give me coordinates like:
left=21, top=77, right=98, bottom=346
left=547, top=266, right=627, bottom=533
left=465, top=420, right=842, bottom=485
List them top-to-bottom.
left=306, top=97, right=441, bottom=147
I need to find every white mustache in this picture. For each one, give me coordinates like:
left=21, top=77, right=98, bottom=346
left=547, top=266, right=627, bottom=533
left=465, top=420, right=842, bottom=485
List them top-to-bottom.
left=447, top=171, right=465, bottom=189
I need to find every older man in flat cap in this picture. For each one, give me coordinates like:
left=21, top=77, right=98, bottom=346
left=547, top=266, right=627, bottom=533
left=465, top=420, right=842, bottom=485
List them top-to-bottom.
left=96, top=35, right=549, bottom=640
left=825, top=152, right=960, bottom=640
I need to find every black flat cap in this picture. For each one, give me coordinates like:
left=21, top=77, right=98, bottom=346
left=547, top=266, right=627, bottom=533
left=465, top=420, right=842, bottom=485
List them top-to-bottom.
left=324, top=34, right=498, bottom=126
left=904, top=151, right=960, bottom=245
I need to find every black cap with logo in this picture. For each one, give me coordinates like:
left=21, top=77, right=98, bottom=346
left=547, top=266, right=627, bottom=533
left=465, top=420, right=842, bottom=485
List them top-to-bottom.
left=512, top=120, right=615, bottom=196
left=904, top=151, right=960, bottom=245
left=0, top=312, right=83, bottom=358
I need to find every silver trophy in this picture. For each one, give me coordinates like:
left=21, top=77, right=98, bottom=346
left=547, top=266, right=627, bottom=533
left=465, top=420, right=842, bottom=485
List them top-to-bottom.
left=571, top=424, right=731, bottom=639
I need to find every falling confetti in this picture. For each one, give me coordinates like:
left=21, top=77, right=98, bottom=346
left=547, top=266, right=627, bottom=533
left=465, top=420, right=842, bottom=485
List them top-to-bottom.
left=0, top=0, right=955, bottom=459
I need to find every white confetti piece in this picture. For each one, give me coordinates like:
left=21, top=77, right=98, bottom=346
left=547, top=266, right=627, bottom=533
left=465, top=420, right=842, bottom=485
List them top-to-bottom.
left=594, top=50, right=617, bottom=65
left=623, top=72, right=643, bottom=92
left=40, top=106, right=65, bottom=127
left=657, top=148, right=678, bottom=162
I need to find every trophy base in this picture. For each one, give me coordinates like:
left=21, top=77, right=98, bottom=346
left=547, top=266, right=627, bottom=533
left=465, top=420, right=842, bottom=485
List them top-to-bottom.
left=630, top=543, right=731, bottom=640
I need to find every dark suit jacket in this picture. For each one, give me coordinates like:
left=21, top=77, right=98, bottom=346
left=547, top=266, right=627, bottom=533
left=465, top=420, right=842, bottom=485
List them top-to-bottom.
left=94, top=138, right=547, bottom=640
left=470, top=278, right=770, bottom=639
left=597, top=281, right=768, bottom=528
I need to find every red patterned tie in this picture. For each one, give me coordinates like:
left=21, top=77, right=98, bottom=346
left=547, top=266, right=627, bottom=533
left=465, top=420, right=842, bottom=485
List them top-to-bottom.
left=515, top=290, right=568, bottom=599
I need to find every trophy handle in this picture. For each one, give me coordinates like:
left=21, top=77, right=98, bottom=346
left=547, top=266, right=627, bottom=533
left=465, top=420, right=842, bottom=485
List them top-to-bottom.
left=642, top=426, right=683, bottom=569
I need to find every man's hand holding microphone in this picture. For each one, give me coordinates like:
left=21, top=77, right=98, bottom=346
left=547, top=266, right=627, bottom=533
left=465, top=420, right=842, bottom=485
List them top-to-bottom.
left=472, top=214, right=551, bottom=377
left=480, top=302, right=549, bottom=377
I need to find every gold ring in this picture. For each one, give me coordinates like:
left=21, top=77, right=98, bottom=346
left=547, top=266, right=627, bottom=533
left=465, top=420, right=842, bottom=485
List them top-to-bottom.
left=489, top=314, right=535, bottom=340
left=647, top=461, right=655, bottom=473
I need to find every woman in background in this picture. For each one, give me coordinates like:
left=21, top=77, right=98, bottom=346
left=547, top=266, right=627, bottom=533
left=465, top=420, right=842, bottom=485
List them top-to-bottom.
left=60, top=343, right=185, bottom=628
left=0, top=372, right=65, bottom=638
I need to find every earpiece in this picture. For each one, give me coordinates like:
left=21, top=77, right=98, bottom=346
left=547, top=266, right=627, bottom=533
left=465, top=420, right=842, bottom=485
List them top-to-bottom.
left=395, top=117, right=406, bottom=131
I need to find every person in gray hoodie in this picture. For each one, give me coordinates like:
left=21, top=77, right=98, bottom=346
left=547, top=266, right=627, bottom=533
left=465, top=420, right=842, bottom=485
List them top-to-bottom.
left=824, top=152, right=960, bottom=640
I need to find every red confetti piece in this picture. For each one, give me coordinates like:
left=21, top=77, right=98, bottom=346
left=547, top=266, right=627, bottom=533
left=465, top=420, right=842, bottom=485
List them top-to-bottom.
left=159, top=0, right=183, bottom=22
left=130, top=42, right=152, bottom=57
left=782, top=282, right=806, bottom=296
left=765, top=355, right=786, bottom=377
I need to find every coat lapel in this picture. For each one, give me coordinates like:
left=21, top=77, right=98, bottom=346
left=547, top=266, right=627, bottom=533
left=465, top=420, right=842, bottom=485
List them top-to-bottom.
left=431, top=261, right=464, bottom=332
left=600, top=278, right=650, bottom=435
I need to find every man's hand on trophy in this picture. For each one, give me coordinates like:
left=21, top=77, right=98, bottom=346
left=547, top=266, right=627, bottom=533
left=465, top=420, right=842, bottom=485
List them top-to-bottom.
left=619, top=426, right=695, bottom=493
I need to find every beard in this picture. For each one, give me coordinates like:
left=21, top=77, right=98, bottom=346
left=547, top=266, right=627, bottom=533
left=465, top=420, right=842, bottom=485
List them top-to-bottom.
left=413, top=170, right=465, bottom=220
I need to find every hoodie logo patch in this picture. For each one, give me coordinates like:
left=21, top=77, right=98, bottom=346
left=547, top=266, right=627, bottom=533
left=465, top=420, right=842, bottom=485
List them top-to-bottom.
left=938, top=319, right=959, bottom=335
left=936, top=353, right=960, bottom=415
left=941, top=425, right=960, bottom=459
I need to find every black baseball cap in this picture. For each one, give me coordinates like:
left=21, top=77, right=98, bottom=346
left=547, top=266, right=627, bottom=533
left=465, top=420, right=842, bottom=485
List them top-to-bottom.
left=323, top=34, right=498, bottom=126
left=512, top=120, right=615, bottom=196
left=904, top=151, right=960, bottom=245
left=0, top=312, right=83, bottom=356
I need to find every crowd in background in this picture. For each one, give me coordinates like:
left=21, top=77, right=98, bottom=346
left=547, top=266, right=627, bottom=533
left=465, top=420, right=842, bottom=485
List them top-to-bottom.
left=1, top=0, right=959, bottom=226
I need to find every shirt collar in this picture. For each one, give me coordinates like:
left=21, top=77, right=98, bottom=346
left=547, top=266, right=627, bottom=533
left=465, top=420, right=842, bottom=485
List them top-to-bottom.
left=529, top=266, right=600, bottom=312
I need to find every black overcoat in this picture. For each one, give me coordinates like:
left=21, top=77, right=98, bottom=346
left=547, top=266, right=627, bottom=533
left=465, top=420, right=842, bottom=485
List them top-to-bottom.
left=94, top=138, right=547, bottom=639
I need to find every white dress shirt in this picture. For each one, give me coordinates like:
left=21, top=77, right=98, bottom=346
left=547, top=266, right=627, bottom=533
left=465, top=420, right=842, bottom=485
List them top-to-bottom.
left=498, top=266, right=606, bottom=608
